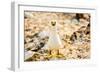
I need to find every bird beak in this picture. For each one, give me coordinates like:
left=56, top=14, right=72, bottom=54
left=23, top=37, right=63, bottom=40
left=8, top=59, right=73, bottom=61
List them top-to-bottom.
left=51, top=21, right=56, bottom=26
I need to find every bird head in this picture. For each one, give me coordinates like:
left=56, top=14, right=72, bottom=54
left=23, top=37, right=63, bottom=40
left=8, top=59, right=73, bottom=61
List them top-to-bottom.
left=51, top=21, right=56, bottom=26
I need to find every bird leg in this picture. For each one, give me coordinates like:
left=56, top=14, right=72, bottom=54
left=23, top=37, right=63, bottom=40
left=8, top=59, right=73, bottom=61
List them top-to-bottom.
left=50, top=49, right=59, bottom=58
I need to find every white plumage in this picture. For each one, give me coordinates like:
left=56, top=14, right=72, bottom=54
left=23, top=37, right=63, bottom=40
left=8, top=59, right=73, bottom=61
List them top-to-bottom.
left=42, top=21, right=63, bottom=50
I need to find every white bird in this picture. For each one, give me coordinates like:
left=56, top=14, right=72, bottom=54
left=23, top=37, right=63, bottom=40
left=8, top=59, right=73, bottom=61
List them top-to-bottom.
left=42, top=21, right=63, bottom=50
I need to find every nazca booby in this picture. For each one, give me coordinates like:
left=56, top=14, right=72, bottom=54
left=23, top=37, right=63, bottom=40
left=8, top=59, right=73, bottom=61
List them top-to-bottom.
left=42, top=21, right=63, bottom=50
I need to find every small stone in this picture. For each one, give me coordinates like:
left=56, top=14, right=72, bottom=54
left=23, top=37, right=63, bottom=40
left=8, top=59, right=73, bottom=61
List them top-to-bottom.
left=25, top=51, right=35, bottom=60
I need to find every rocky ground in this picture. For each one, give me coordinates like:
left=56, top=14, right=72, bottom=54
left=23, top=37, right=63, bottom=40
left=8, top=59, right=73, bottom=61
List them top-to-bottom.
left=24, top=11, right=90, bottom=61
